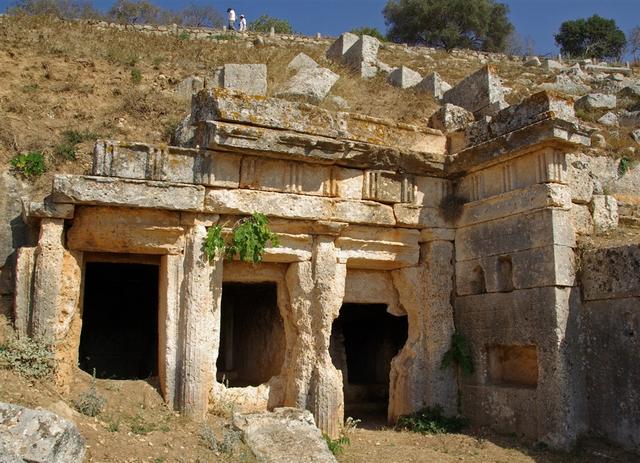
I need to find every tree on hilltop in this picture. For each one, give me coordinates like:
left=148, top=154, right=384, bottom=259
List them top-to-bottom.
left=9, top=0, right=101, bottom=20
left=382, top=0, right=513, bottom=52
left=179, top=2, right=223, bottom=28
left=248, top=15, right=294, bottom=34
left=554, top=15, right=626, bottom=60
left=350, top=26, right=387, bottom=42
left=629, top=26, right=640, bottom=61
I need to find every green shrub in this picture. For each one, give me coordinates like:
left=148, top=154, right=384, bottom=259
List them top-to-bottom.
left=178, top=31, right=190, bottom=40
left=131, top=67, right=142, bottom=84
left=62, top=129, right=97, bottom=145
left=54, top=142, right=76, bottom=160
left=10, top=151, right=46, bottom=178
left=204, top=213, right=279, bottom=263
left=0, top=335, right=54, bottom=378
left=73, top=373, right=106, bottom=417
left=396, top=405, right=467, bottom=434
left=130, top=414, right=156, bottom=434
left=324, top=434, right=350, bottom=456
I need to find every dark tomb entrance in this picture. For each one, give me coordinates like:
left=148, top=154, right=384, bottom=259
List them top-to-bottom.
left=79, top=262, right=159, bottom=379
left=216, top=282, right=285, bottom=387
left=330, top=303, right=408, bottom=425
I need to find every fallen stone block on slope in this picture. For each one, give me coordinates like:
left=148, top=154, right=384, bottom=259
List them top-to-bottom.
left=326, top=32, right=358, bottom=61
left=342, top=35, right=380, bottom=78
left=287, top=52, right=319, bottom=73
left=524, top=57, right=541, bottom=67
left=222, top=63, right=267, bottom=96
left=387, top=65, right=422, bottom=89
left=442, top=65, right=508, bottom=117
left=276, top=66, right=340, bottom=104
left=416, top=71, right=452, bottom=100
left=175, top=75, right=204, bottom=100
left=575, top=93, right=617, bottom=111
left=429, top=104, right=474, bottom=132
left=0, top=402, right=86, bottom=463
left=233, top=408, right=336, bottom=463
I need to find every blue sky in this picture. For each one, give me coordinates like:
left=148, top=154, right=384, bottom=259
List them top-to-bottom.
left=2, top=0, right=639, bottom=56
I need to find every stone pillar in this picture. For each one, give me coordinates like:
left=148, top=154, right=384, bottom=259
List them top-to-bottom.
left=176, top=214, right=222, bottom=420
left=30, top=219, right=65, bottom=341
left=285, top=234, right=346, bottom=438
left=389, top=240, right=457, bottom=421
left=159, top=253, right=184, bottom=408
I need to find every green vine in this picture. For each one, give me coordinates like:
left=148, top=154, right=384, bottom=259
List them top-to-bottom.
left=203, top=213, right=279, bottom=263
left=441, top=332, right=474, bottom=376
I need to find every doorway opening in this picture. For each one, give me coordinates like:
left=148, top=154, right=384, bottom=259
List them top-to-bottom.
left=79, top=262, right=159, bottom=379
left=216, top=282, right=285, bottom=387
left=330, top=303, right=408, bottom=424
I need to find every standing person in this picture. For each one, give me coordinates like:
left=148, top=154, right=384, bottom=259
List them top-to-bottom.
left=227, top=8, right=236, bottom=31
left=239, top=14, right=247, bottom=32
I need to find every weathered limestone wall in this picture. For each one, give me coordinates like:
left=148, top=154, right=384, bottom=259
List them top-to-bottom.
left=452, top=147, right=587, bottom=448
left=580, top=245, right=640, bottom=449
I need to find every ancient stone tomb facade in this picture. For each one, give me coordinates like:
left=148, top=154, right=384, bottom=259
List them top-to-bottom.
left=14, top=88, right=601, bottom=447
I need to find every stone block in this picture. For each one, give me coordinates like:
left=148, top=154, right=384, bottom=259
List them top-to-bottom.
left=326, top=32, right=358, bottom=61
left=342, top=35, right=380, bottom=67
left=287, top=52, right=318, bottom=73
left=524, top=57, right=541, bottom=67
left=543, top=59, right=565, bottom=71
left=223, top=63, right=267, bottom=96
left=584, top=64, right=632, bottom=75
left=387, top=65, right=422, bottom=89
left=442, top=65, right=508, bottom=116
left=275, top=66, right=339, bottom=104
left=416, top=72, right=452, bottom=100
left=538, top=74, right=591, bottom=95
left=175, top=75, right=204, bottom=100
left=618, top=85, right=640, bottom=99
left=192, top=90, right=446, bottom=156
left=575, top=93, right=617, bottom=111
left=428, top=103, right=474, bottom=132
left=597, top=111, right=619, bottom=126
left=173, top=113, right=195, bottom=147
left=566, top=152, right=594, bottom=204
left=239, top=157, right=332, bottom=197
left=0, top=171, right=30, bottom=265
left=362, top=171, right=414, bottom=203
left=52, top=175, right=205, bottom=212
left=413, top=176, right=452, bottom=208
left=458, top=183, right=572, bottom=228
left=204, top=188, right=396, bottom=226
left=591, top=195, right=618, bottom=234
left=24, top=201, right=74, bottom=220
left=570, top=203, right=594, bottom=235
left=393, top=204, right=450, bottom=229
left=67, top=206, right=184, bottom=255
left=455, top=209, right=575, bottom=261
left=336, top=226, right=419, bottom=270
left=456, top=244, right=576, bottom=295
left=581, top=245, right=640, bottom=301
left=344, top=269, right=400, bottom=312
left=583, top=297, right=640, bottom=449
left=0, top=402, right=86, bottom=462
left=233, top=408, right=336, bottom=463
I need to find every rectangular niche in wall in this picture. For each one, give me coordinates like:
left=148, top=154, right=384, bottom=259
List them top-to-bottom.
left=79, top=261, right=159, bottom=380
left=216, top=282, right=285, bottom=388
left=330, top=303, right=408, bottom=422
left=488, top=345, right=539, bottom=388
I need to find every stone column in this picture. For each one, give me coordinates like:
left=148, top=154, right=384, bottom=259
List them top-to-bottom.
left=176, top=214, right=222, bottom=420
left=30, top=218, right=65, bottom=341
left=285, top=233, right=346, bottom=438
left=390, top=240, right=457, bottom=421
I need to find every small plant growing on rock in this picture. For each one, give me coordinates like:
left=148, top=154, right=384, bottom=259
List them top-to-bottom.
left=131, top=67, right=143, bottom=84
left=10, top=151, right=46, bottom=178
left=204, top=213, right=279, bottom=263
left=441, top=331, right=474, bottom=375
left=0, top=334, right=54, bottom=378
left=73, top=371, right=106, bottom=417
left=396, top=405, right=467, bottom=434
left=323, top=417, right=360, bottom=456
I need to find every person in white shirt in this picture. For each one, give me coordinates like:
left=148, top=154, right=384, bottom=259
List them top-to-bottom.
left=227, top=8, right=236, bottom=30
left=239, top=14, right=247, bottom=32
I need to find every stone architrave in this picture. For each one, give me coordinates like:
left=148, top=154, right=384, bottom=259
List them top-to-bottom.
left=176, top=214, right=223, bottom=420
left=284, top=236, right=346, bottom=438
left=389, top=241, right=457, bottom=420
